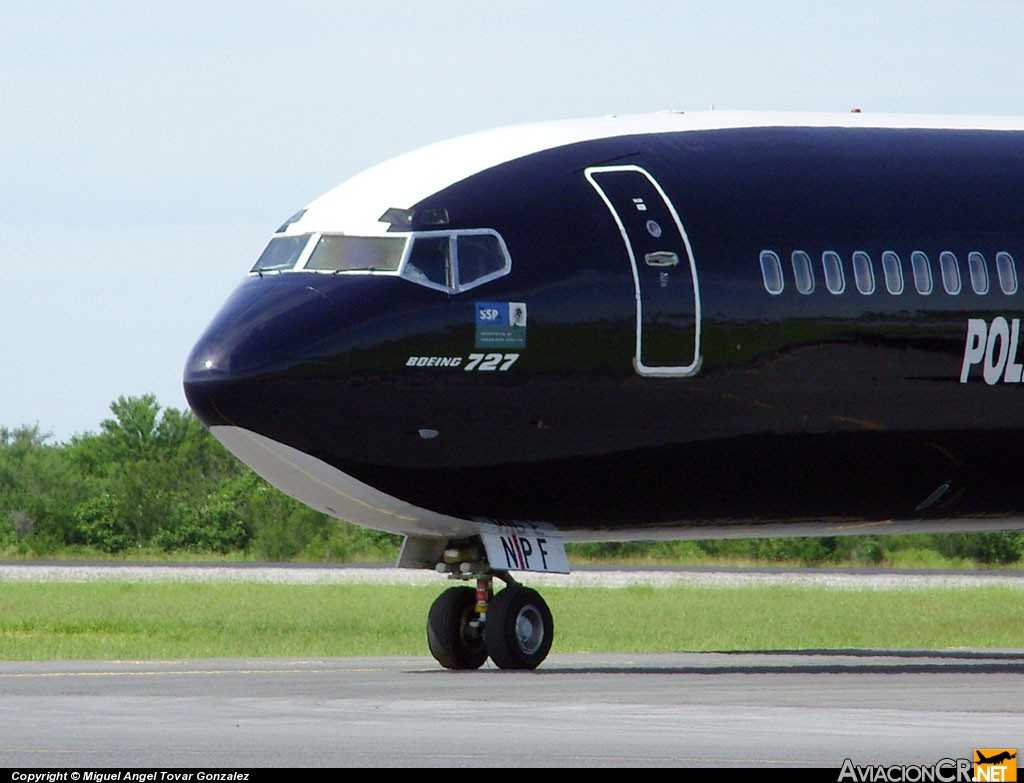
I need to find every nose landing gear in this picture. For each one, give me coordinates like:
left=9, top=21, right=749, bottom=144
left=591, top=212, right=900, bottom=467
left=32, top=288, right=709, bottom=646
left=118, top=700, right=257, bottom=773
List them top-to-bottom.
left=426, top=567, right=554, bottom=670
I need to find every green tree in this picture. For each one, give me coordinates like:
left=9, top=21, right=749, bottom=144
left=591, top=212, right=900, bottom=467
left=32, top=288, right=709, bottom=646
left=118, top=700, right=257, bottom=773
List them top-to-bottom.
left=67, top=395, right=244, bottom=552
left=0, top=425, right=94, bottom=553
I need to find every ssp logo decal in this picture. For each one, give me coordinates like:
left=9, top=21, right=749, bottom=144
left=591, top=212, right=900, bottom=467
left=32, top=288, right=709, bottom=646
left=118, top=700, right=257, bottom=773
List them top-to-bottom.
left=475, top=302, right=526, bottom=349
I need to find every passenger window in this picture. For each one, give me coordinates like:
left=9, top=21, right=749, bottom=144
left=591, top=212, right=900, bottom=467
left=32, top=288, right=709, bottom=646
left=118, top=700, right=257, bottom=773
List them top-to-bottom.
left=456, top=234, right=508, bottom=288
left=405, top=236, right=452, bottom=288
left=760, top=250, right=783, bottom=294
left=791, top=251, right=814, bottom=294
left=822, top=251, right=845, bottom=294
left=852, top=251, right=875, bottom=295
left=881, top=251, right=904, bottom=295
left=911, top=251, right=933, bottom=295
left=940, top=251, right=961, bottom=295
left=996, top=251, right=1018, bottom=295
left=968, top=252, right=990, bottom=295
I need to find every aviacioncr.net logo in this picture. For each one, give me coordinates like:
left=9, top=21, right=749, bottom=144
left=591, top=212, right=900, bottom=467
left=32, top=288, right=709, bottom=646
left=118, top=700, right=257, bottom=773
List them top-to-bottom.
left=974, top=749, right=1017, bottom=782
left=838, top=758, right=973, bottom=782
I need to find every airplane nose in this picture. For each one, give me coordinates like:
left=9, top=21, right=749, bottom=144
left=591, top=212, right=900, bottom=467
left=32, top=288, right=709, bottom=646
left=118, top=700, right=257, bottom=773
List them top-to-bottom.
left=183, top=275, right=351, bottom=429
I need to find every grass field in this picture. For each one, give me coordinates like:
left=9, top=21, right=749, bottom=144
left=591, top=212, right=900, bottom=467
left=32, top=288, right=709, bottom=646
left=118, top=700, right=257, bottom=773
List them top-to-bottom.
left=0, top=581, right=1021, bottom=660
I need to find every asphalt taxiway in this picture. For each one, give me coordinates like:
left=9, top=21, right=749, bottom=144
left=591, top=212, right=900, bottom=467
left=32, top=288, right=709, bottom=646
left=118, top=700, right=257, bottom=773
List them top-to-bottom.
left=1, top=565, right=1020, bottom=767
left=0, top=651, right=1020, bottom=767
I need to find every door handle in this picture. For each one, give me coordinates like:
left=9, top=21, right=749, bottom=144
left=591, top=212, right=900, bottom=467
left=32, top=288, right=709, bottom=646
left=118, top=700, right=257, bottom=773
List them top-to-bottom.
left=644, top=251, right=679, bottom=267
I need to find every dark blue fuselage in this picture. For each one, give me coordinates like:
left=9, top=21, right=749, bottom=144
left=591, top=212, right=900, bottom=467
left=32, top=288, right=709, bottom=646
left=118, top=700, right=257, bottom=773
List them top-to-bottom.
left=184, top=124, right=1024, bottom=534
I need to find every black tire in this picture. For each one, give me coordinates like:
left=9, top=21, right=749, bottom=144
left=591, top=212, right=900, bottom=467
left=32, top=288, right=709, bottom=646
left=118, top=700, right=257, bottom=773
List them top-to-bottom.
left=427, top=586, right=488, bottom=670
left=484, top=586, right=553, bottom=670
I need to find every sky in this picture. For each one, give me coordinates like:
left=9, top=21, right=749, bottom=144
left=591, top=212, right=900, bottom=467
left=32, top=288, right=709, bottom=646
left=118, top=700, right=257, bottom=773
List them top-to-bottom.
left=3, top=0, right=1024, bottom=441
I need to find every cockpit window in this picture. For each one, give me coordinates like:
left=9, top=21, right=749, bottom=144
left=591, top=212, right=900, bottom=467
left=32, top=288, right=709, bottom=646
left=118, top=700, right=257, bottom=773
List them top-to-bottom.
left=400, top=230, right=511, bottom=293
left=457, top=234, right=507, bottom=286
left=251, top=235, right=311, bottom=272
left=305, top=235, right=406, bottom=272
left=404, top=235, right=451, bottom=287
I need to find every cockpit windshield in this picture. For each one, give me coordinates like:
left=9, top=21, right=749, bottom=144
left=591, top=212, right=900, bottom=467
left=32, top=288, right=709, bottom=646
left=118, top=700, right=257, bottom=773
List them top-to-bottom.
left=248, top=229, right=511, bottom=292
left=251, top=235, right=310, bottom=272
left=306, top=235, right=406, bottom=272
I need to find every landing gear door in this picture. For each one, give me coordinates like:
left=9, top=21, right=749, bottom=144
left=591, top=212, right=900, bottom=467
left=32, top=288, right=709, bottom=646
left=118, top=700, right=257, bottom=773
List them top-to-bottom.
left=586, top=165, right=701, bottom=376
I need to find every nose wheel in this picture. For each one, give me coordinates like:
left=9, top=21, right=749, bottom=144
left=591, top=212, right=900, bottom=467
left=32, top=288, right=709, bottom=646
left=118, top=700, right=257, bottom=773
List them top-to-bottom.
left=426, top=574, right=554, bottom=670
left=483, top=585, right=553, bottom=670
left=426, top=586, right=488, bottom=670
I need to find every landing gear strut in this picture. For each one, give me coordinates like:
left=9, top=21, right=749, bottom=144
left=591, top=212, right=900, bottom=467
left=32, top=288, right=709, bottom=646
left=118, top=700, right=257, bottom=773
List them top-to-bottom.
left=426, top=555, right=553, bottom=670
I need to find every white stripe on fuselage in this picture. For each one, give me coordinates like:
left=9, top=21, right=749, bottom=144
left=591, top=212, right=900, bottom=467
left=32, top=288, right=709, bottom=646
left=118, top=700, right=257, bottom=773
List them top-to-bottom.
left=288, top=110, right=1024, bottom=237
